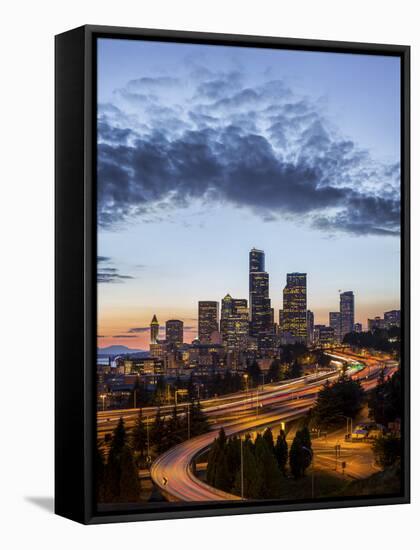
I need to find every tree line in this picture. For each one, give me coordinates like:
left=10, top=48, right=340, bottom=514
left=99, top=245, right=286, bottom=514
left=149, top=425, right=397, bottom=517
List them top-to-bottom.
left=98, top=400, right=210, bottom=502
left=206, top=426, right=312, bottom=499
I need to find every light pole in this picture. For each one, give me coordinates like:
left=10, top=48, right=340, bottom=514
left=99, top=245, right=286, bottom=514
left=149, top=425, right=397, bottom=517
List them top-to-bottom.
left=187, top=403, right=190, bottom=440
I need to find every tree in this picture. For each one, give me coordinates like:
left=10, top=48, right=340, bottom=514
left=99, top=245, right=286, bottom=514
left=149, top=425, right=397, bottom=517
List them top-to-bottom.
left=267, top=359, right=282, bottom=382
left=288, top=359, right=302, bottom=379
left=246, top=360, right=262, bottom=387
left=369, top=369, right=401, bottom=426
left=312, top=376, right=365, bottom=429
left=190, top=399, right=210, bottom=437
left=166, top=405, right=183, bottom=448
left=151, top=407, right=168, bottom=454
left=131, top=409, right=147, bottom=458
left=104, top=417, right=140, bottom=502
left=262, top=428, right=275, bottom=454
left=289, top=429, right=312, bottom=479
left=274, top=430, right=288, bottom=475
left=254, top=434, right=282, bottom=498
left=372, top=435, right=401, bottom=468
left=233, top=439, right=260, bottom=498
left=96, top=442, right=105, bottom=502
left=119, top=445, right=140, bottom=502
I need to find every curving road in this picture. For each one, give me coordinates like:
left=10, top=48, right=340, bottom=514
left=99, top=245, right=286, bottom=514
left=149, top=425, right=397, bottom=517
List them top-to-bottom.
left=150, top=353, right=397, bottom=502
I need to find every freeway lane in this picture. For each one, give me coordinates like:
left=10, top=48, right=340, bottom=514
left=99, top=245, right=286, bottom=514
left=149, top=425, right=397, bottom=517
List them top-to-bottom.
left=150, top=355, right=397, bottom=502
left=97, top=371, right=335, bottom=435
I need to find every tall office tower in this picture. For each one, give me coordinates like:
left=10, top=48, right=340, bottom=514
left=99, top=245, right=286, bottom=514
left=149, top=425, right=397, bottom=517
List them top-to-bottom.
left=249, top=247, right=265, bottom=274
left=249, top=271, right=272, bottom=336
left=282, top=273, right=308, bottom=343
left=340, top=291, right=355, bottom=341
left=221, top=294, right=249, bottom=352
left=198, top=301, right=219, bottom=343
left=307, top=310, right=314, bottom=344
left=384, top=310, right=401, bottom=328
left=329, top=312, right=341, bottom=342
left=150, top=314, right=159, bottom=344
left=165, top=319, right=184, bottom=346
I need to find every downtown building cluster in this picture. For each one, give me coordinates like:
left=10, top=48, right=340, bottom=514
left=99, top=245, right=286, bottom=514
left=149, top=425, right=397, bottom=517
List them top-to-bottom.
left=97, top=248, right=400, bottom=409
left=146, top=249, right=363, bottom=370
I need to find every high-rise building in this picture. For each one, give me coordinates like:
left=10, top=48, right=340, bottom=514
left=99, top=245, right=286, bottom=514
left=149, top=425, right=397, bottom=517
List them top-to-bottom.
left=249, top=247, right=265, bottom=274
left=249, top=249, right=272, bottom=339
left=281, top=273, right=307, bottom=343
left=340, top=291, right=354, bottom=341
left=221, top=294, right=249, bottom=352
left=198, top=301, right=219, bottom=343
left=307, top=310, right=314, bottom=344
left=384, top=310, right=401, bottom=328
left=329, top=312, right=341, bottom=342
left=150, top=314, right=159, bottom=344
left=368, top=316, right=385, bottom=331
left=165, top=319, right=184, bottom=345
left=354, top=322, right=363, bottom=333
left=314, top=325, right=335, bottom=346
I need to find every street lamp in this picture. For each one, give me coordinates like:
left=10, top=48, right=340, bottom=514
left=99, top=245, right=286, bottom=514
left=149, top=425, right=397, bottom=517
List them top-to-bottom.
left=100, top=393, right=106, bottom=411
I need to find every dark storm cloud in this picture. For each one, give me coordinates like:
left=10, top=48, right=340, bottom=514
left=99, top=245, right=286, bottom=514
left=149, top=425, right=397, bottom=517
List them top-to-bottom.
left=97, top=69, right=400, bottom=237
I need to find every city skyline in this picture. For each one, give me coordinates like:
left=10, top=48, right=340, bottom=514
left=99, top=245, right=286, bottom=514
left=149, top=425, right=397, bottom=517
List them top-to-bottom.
left=97, top=38, right=400, bottom=350
left=98, top=246, right=399, bottom=350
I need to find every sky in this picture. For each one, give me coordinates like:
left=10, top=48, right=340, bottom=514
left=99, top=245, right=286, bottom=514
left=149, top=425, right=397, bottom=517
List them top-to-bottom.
left=96, top=38, right=401, bottom=350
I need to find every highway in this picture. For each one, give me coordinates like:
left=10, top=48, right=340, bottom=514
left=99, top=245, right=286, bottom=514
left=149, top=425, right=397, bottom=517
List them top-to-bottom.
left=149, top=352, right=397, bottom=502
left=97, top=371, right=335, bottom=436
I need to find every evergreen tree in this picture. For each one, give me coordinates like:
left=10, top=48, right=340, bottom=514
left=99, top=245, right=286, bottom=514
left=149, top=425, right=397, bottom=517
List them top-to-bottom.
left=267, top=359, right=282, bottom=382
left=288, top=359, right=302, bottom=379
left=247, top=360, right=262, bottom=387
left=190, top=399, right=210, bottom=437
left=167, top=405, right=183, bottom=447
left=151, top=407, right=168, bottom=454
left=131, top=409, right=147, bottom=457
left=104, top=418, right=129, bottom=501
left=262, top=428, right=275, bottom=455
left=289, top=429, right=312, bottom=479
left=274, top=430, right=288, bottom=475
left=255, top=434, right=282, bottom=498
left=233, top=439, right=260, bottom=498
left=96, top=442, right=105, bottom=502
left=119, top=445, right=140, bottom=502
left=214, top=450, right=230, bottom=492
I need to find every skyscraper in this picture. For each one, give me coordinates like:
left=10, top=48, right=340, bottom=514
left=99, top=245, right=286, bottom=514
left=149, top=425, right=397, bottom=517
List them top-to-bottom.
left=249, top=247, right=265, bottom=274
left=282, top=273, right=307, bottom=343
left=340, top=291, right=355, bottom=341
left=221, top=294, right=249, bottom=352
left=198, top=301, right=219, bottom=343
left=307, top=310, right=314, bottom=344
left=384, top=310, right=401, bottom=328
left=329, top=312, right=341, bottom=342
left=150, top=314, right=159, bottom=344
left=165, top=319, right=184, bottom=345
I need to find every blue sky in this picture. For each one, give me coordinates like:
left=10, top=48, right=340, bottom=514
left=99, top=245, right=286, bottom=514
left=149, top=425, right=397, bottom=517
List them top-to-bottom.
left=96, top=38, right=400, bottom=348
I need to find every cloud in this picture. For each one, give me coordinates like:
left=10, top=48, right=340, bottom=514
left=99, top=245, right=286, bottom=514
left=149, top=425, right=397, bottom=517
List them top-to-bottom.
left=97, top=67, right=400, bottom=237
left=97, top=256, right=134, bottom=283
left=113, top=335, right=138, bottom=338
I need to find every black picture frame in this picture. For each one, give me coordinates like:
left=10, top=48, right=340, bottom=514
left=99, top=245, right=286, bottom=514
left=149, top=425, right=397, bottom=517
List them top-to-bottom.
left=55, top=24, right=410, bottom=525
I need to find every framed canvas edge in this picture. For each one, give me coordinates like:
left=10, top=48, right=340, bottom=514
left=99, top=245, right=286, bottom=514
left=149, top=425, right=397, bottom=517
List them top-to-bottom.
left=55, top=24, right=410, bottom=525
